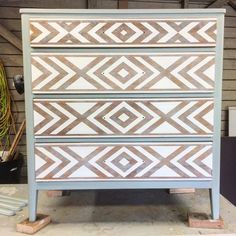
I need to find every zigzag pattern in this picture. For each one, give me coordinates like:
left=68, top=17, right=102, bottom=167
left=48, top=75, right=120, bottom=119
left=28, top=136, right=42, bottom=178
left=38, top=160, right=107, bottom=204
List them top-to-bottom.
left=30, top=19, right=217, bottom=47
left=31, top=53, right=215, bottom=93
left=33, top=99, right=214, bottom=137
left=35, top=143, right=213, bottom=180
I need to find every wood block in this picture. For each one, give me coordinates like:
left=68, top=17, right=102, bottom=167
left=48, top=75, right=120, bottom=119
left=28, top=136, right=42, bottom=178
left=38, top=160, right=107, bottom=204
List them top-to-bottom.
left=168, top=188, right=195, bottom=194
left=47, top=190, right=71, bottom=197
left=188, top=212, right=224, bottom=229
left=16, top=214, right=51, bottom=234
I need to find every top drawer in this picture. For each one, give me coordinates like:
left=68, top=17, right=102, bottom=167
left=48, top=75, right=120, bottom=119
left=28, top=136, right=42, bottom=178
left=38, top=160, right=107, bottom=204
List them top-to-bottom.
left=29, top=18, right=217, bottom=47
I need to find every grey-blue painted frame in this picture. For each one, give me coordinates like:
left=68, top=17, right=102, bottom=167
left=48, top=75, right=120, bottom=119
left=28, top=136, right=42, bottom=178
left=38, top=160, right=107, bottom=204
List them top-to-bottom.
left=21, top=9, right=225, bottom=221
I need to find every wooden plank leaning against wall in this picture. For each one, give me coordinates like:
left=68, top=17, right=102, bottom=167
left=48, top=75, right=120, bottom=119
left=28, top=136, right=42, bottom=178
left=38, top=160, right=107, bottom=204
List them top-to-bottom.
left=0, top=0, right=235, bottom=180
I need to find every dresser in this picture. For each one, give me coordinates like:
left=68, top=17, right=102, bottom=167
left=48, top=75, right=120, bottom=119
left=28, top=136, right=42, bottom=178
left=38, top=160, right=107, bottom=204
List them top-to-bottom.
left=20, top=9, right=225, bottom=222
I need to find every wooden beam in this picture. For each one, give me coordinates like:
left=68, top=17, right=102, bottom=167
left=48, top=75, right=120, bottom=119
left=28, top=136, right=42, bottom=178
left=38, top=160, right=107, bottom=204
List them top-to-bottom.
left=118, top=0, right=128, bottom=9
left=182, top=0, right=189, bottom=8
left=207, top=0, right=229, bottom=8
left=229, top=0, right=236, bottom=10
left=0, top=23, right=22, bottom=51
left=168, top=188, right=195, bottom=194
left=188, top=212, right=224, bottom=229
left=17, top=214, right=51, bottom=234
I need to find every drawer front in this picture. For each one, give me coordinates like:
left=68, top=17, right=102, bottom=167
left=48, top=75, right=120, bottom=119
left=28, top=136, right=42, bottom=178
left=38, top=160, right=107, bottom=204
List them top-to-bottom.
left=30, top=18, right=217, bottom=47
left=31, top=52, right=215, bottom=93
left=33, top=98, right=214, bottom=137
left=35, top=142, right=212, bottom=181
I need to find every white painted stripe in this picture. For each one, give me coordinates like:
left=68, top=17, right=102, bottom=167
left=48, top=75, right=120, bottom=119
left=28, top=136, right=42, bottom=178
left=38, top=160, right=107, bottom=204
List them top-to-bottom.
left=31, top=22, right=50, bottom=43
left=48, top=22, right=68, bottom=43
left=69, top=22, right=91, bottom=43
left=87, top=22, right=107, bottom=43
left=141, top=22, right=159, bottom=43
left=197, top=22, right=216, bottom=42
left=32, top=57, right=60, bottom=90
left=34, top=103, right=60, bottom=135
left=50, top=103, right=77, bottom=134
left=36, top=147, right=62, bottom=178
left=52, top=147, right=79, bottom=178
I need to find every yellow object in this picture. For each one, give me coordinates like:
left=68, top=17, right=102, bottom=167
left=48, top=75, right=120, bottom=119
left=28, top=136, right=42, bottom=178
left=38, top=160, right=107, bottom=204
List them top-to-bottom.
left=0, top=61, right=15, bottom=154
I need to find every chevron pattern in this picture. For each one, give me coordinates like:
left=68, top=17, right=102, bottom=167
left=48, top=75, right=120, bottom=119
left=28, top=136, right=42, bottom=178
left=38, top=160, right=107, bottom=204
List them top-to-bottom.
left=30, top=18, right=217, bottom=47
left=31, top=53, right=215, bottom=93
left=33, top=98, right=214, bottom=137
left=35, top=143, right=213, bottom=181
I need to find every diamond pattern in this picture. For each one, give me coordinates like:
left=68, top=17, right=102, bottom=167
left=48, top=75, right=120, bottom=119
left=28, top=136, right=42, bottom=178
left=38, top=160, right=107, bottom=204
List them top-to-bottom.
left=30, top=19, right=217, bottom=47
left=31, top=53, right=215, bottom=93
left=33, top=98, right=214, bottom=137
left=35, top=143, right=213, bottom=181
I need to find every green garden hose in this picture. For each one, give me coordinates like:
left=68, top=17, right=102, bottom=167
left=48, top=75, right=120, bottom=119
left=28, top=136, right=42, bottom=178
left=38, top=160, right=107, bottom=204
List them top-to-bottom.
left=0, top=61, right=15, bottom=155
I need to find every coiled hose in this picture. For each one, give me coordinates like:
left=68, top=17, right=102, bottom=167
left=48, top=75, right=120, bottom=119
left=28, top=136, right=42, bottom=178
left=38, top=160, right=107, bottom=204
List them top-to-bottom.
left=0, top=60, right=15, bottom=156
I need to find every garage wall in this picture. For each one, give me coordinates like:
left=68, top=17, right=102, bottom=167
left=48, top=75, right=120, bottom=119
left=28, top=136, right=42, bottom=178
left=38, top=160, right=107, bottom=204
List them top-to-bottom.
left=0, top=0, right=235, bottom=180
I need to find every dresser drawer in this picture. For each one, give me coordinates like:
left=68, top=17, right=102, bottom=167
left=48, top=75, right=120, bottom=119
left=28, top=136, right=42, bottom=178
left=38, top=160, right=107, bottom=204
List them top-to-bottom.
left=29, top=18, right=217, bottom=47
left=31, top=52, right=215, bottom=94
left=33, top=98, right=214, bottom=137
left=35, top=142, right=212, bottom=181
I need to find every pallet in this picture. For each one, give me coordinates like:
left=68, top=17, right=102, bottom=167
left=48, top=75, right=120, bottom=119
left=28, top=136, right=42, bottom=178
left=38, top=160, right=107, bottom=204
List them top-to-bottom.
left=168, top=188, right=195, bottom=194
left=47, top=190, right=71, bottom=197
left=188, top=212, right=224, bottom=229
left=16, top=214, right=51, bottom=234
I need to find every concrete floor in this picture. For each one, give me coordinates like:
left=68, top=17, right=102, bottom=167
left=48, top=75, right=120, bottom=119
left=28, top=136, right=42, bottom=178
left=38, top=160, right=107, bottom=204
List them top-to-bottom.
left=0, top=185, right=235, bottom=236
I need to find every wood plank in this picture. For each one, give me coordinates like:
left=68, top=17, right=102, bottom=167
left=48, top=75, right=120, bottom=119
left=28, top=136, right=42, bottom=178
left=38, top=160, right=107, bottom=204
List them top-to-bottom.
left=0, top=0, right=87, bottom=8
left=87, top=0, right=99, bottom=8
left=101, top=0, right=186, bottom=9
left=118, top=0, right=128, bottom=9
left=182, top=0, right=189, bottom=8
left=207, top=0, right=229, bottom=8
left=229, top=0, right=236, bottom=10
left=225, top=5, right=236, bottom=16
left=0, top=7, right=20, bottom=19
left=225, top=17, right=236, bottom=28
left=0, top=20, right=21, bottom=32
left=0, top=23, right=22, bottom=51
left=225, top=28, right=236, bottom=38
left=224, top=38, right=236, bottom=49
left=0, top=42, right=22, bottom=54
left=224, top=49, right=236, bottom=59
left=0, top=55, right=23, bottom=66
left=223, top=59, right=236, bottom=69
left=5, top=67, right=23, bottom=77
left=223, top=70, right=236, bottom=80
left=7, top=78, right=15, bottom=90
left=223, top=80, right=236, bottom=90
left=9, top=89, right=25, bottom=101
left=223, top=90, right=236, bottom=100
left=12, top=101, right=25, bottom=112
left=222, top=101, right=236, bottom=111
left=222, top=110, right=228, bottom=121
left=11, top=112, right=26, bottom=125
left=222, top=120, right=227, bottom=127
left=221, top=131, right=226, bottom=136
left=8, top=134, right=26, bottom=145
left=169, top=188, right=195, bottom=194
left=47, top=190, right=71, bottom=197
left=188, top=212, right=224, bottom=229
left=16, top=214, right=51, bottom=234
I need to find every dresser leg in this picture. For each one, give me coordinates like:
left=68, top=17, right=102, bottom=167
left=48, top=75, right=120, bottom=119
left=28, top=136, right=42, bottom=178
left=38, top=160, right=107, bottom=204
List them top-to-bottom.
left=209, top=188, right=220, bottom=220
left=29, top=189, right=38, bottom=222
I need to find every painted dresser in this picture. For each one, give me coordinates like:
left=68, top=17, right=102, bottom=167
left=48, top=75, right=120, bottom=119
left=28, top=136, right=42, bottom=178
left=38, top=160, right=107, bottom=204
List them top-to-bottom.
left=20, top=9, right=225, bottom=221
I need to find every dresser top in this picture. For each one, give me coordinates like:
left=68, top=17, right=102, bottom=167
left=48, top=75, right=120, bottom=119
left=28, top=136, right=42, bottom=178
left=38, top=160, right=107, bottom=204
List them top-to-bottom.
left=20, top=8, right=226, bottom=14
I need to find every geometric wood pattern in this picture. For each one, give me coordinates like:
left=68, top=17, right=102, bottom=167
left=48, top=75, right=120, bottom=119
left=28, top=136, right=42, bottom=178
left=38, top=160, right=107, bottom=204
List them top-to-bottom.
left=30, top=18, right=217, bottom=47
left=31, top=52, right=215, bottom=93
left=33, top=98, right=214, bottom=137
left=35, top=142, right=213, bottom=181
